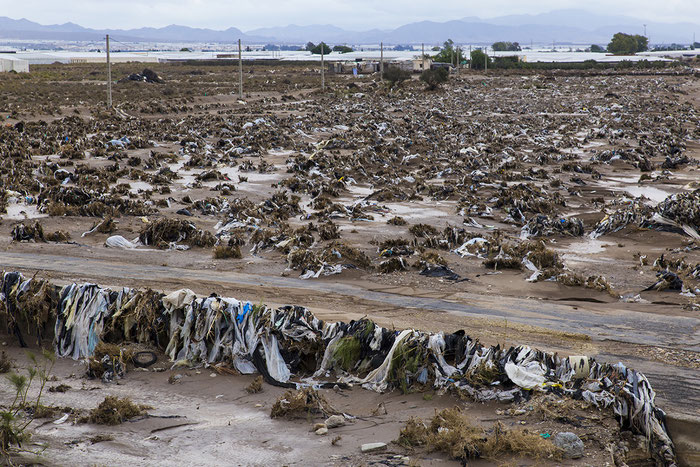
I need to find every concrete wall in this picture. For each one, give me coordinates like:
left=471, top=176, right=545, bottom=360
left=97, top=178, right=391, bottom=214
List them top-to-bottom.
left=0, top=57, right=29, bottom=73
left=70, top=57, right=159, bottom=64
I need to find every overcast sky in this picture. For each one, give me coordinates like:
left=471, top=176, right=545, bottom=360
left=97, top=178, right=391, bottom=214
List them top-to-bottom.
left=4, top=1, right=699, bottom=30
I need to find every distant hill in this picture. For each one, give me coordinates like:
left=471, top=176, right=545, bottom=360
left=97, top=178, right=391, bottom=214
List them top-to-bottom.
left=0, top=10, right=697, bottom=45
left=0, top=17, right=257, bottom=43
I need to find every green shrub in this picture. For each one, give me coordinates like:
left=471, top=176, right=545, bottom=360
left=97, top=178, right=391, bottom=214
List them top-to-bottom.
left=383, top=66, right=411, bottom=87
left=420, top=68, right=449, bottom=90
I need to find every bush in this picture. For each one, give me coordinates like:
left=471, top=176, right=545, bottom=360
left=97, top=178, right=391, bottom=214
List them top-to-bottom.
left=607, top=32, right=648, bottom=55
left=433, top=39, right=465, bottom=65
left=492, top=41, right=521, bottom=52
left=310, top=42, right=332, bottom=55
left=332, top=45, right=353, bottom=53
left=470, top=49, right=491, bottom=70
left=492, top=56, right=520, bottom=69
left=383, top=66, right=411, bottom=87
left=420, top=68, right=449, bottom=90
left=1, top=350, right=55, bottom=456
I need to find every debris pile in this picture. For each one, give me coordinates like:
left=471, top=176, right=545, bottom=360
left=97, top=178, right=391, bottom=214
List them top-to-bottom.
left=121, top=68, right=165, bottom=84
left=652, top=189, right=700, bottom=239
left=521, top=215, right=584, bottom=239
left=139, top=218, right=216, bottom=249
left=0, top=271, right=677, bottom=466
left=80, top=396, right=150, bottom=425
left=397, top=408, right=562, bottom=462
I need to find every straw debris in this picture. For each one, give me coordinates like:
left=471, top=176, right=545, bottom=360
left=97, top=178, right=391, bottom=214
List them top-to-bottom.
left=270, top=388, right=338, bottom=420
left=80, top=396, right=150, bottom=425
left=396, top=408, right=562, bottom=462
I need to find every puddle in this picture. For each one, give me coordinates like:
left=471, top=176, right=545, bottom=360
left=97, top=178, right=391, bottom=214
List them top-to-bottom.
left=597, top=176, right=672, bottom=205
left=121, top=180, right=154, bottom=194
left=346, top=185, right=375, bottom=198
left=622, top=186, right=671, bottom=204
left=385, top=202, right=453, bottom=220
left=4, top=203, right=48, bottom=220
left=563, top=238, right=613, bottom=255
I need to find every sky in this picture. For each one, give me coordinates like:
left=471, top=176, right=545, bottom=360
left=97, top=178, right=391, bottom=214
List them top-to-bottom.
left=2, top=0, right=699, bottom=31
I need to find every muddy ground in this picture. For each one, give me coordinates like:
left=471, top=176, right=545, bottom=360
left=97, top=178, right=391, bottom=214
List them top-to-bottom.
left=1, top=62, right=700, bottom=465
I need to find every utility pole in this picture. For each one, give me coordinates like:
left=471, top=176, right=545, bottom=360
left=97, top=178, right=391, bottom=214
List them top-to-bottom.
left=643, top=24, right=647, bottom=37
left=106, top=34, right=112, bottom=108
left=238, top=39, right=243, bottom=99
left=320, top=42, right=325, bottom=90
left=380, top=42, right=384, bottom=80
left=422, top=43, right=425, bottom=71
left=468, top=45, right=471, bottom=69
left=484, top=46, right=487, bottom=72
left=456, top=47, right=460, bottom=75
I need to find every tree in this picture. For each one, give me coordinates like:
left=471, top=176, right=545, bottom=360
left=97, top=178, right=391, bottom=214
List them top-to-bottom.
left=607, top=32, right=648, bottom=55
left=635, top=35, right=649, bottom=52
left=433, top=39, right=465, bottom=65
left=492, top=41, right=521, bottom=52
left=306, top=42, right=315, bottom=51
left=310, top=42, right=332, bottom=55
left=393, top=44, right=412, bottom=51
left=590, top=44, right=605, bottom=53
left=333, top=45, right=353, bottom=53
left=470, top=49, right=491, bottom=70
left=383, top=66, right=411, bottom=87
left=420, top=67, right=448, bottom=90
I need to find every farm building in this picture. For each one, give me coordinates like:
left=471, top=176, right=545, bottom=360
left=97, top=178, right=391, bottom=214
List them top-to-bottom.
left=0, top=55, right=29, bottom=72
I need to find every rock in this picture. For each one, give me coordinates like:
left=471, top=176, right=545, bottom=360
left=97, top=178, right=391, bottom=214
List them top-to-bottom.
left=325, top=415, right=346, bottom=429
left=313, top=423, right=326, bottom=431
left=315, top=427, right=328, bottom=436
left=553, top=432, right=585, bottom=459
left=361, top=442, right=387, bottom=453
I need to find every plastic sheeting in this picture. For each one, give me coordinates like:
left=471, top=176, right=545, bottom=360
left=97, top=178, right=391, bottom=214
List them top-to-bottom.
left=0, top=271, right=677, bottom=466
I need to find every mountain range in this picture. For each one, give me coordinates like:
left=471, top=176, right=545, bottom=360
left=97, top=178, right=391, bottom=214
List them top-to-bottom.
left=0, top=10, right=697, bottom=46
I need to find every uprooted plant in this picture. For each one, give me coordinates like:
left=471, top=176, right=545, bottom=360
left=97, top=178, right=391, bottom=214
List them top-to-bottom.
left=1, top=349, right=56, bottom=460
left=270, top=388, right=339, bottom=420
left=79, top=396, right=150, bottom=426
left=396, top=407, right=562, bottom=463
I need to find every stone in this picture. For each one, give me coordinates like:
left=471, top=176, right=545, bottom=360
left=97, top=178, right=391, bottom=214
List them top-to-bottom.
left=325, top=415, right=346, bottom=429
left=315, top=427, right=328, bottom=436
left=553, top=432, right=585, bottom=459
left=361, top=442, right=387, bottom=453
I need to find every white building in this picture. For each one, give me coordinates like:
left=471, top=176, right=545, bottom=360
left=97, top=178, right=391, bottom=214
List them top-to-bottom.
left=0, top=55, right=29, bottom=73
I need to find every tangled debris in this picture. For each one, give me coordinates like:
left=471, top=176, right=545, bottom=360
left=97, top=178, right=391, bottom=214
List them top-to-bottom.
left=121, top=68, right=165, bottom=84
left=653, top=189, right=700, bottom=239
left=521, top=215, right=584, bottom=239
left=139, top=218, right=216, bottom=249
left=11, top=222, right=44, bottom=242
left=0, top=271, right=679, bottom=466
left=86, top=342, right=133, bottom=383
left=245, top=375, right=263, bottom=394
left=270, top=388, right=338, bottom=419
left=80, top=396, right=150, bottom=425
left=397, top=408, right=562, bottom=462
